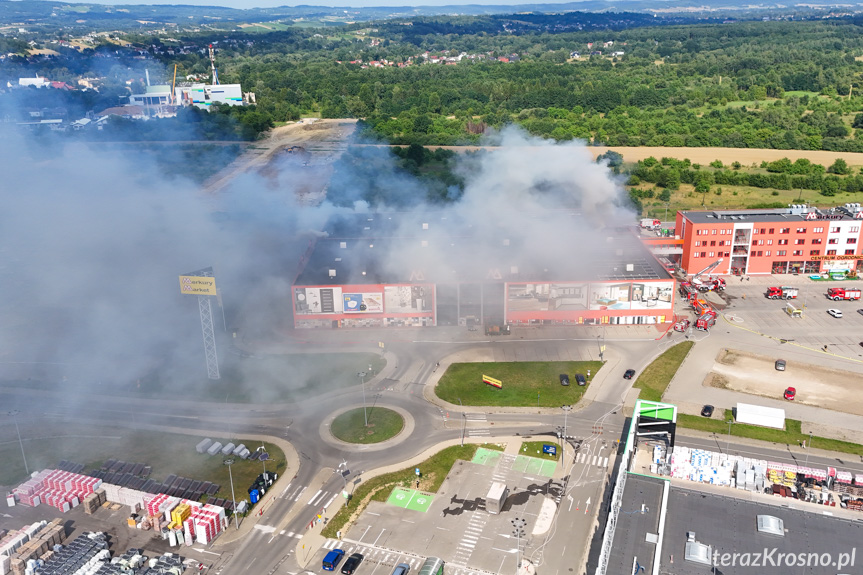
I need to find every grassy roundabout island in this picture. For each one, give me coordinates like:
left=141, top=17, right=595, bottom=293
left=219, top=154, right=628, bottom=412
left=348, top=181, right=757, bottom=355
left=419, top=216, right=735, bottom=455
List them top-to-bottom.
left=330, top=407, right=405, bottom=444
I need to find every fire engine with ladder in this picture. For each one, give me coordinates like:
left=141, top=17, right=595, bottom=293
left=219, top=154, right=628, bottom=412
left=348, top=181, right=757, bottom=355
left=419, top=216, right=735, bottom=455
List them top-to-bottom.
left=689, top=258, right=726, bottom=293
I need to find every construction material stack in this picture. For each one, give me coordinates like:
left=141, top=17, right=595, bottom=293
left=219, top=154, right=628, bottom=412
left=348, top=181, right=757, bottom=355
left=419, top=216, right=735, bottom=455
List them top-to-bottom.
left=11, top=470, right=102, bottom=512
left=82, top=489, right=107, bottom=515
left=0, top=519, right=66, bottom=575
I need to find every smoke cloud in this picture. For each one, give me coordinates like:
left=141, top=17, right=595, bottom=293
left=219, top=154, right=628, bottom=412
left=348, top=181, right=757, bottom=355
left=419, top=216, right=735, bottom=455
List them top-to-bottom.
left=0, top=117, right=631, bottom=403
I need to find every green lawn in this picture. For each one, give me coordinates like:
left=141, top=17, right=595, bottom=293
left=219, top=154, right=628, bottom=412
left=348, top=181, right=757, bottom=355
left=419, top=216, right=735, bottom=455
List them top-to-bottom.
left=632, top=342, right=694, bottom=402
left=0, top=352, right=386, bottom=404
left=436, top=361, right=603, bottom=407
left=330, top=407, right=404, bottom=444
left=678, top=410, right=863, bottom=457
left=0, top=426, right=285, bottom=501
left=520, top=440, right=561, bottom=461
left=322, top=443, right=491, bottom=538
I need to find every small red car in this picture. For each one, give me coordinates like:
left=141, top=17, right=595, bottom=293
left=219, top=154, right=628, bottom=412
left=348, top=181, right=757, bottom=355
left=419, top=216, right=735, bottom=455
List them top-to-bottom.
left=784, top=387, right=796, bottom=401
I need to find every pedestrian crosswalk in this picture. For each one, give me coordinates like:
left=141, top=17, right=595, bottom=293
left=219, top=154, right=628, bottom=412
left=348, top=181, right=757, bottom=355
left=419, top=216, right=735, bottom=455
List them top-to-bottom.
left=464, top=413, right=490, bottom=437
left=574, top=453, right=609, bottom=468
left=278, top=483, right=339, bottom=509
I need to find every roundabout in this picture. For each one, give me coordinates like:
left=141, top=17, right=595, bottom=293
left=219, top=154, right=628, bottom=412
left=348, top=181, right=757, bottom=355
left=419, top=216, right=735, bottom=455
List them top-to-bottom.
left=321, top=404, right=415, bottom=450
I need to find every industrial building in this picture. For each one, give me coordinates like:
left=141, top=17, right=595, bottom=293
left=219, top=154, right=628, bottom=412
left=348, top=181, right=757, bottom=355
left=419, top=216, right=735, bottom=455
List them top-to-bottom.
left=676, top=203, right=863, bottom=276
left=291, top=213, right=676, bottom=329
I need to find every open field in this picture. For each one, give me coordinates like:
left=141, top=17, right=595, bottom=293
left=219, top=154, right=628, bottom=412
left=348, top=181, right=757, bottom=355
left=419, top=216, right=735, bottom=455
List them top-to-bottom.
left=590, top=146, right=863, bottom=167
left=631, top=342, right=694, bottom=402
left=0, top=352, right=386, bottom=404
left=436, top=361, right=603, bottom=407
left=0, top=424, right=285, bottom=500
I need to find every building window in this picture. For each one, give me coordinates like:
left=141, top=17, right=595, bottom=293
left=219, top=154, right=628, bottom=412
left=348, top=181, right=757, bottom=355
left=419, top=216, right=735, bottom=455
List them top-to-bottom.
left=851, top=226, right=860, bottom=233
left=812, top=227, right=824, bottom=233
left=831, top=227, right=841, bottom=233
left=760, top=228, right=766, bottom=234
left=769, top=228, right=775, bottom=234
left=780, top=228, right=790, bottom=234
left=796, top=228, right=806, bottom=233
left=712, top=229, right=717, bottom=235
left=811, top=238, right=822, bottom=245
left=828, top=238, right=839, bottom=244
left=848, top=238, right=857, bottom=244
left=767, top=239, right=773, bottom=245
left=778, top=239, right=788, bottom=245
left=757, top=240, right=764, bottom=246
left=710, top=241, right=716, bottom=246
left=827, top=249, right=837, bottom=255
left=846, top=249, right=856, bottom=255
left=750, top=250, right=756, bottom=257
left=778, top=250, right=787, bottom=256
left=793, top=250, right=803, bottom=256
left=810, top=250, right=820, bottom=256
left=757, top=251, right=763, bottom=257
left=765, top=251, right=771, bottom=256
left=693, top=252, right=699, bottom=258
left=701, top=252, right=707, bottom=258
left=709, top=252, right=714, bottom=257
left=725, top=252, right=730, bottom=257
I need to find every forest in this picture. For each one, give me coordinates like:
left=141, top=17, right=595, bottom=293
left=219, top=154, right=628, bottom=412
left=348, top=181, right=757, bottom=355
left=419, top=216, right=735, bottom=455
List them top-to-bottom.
left=125, top=16, right=863, bottom=152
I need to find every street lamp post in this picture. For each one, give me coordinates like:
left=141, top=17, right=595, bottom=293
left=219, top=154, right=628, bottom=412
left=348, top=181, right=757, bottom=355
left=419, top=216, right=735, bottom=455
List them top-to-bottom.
left=358, top=371, right=368, bottom=426
left=561, top=405, right=572, bottom=469
left=7, top=410, right=29, bottom=476
left=726, top=420, right=732, bottom=453
left=806, top=432, right=813, bottom=466
left=257, top=444, right=268, bottom=477
left=223, top=458, right=240, bottom=530
left=511, top=518, right=526, bottom=575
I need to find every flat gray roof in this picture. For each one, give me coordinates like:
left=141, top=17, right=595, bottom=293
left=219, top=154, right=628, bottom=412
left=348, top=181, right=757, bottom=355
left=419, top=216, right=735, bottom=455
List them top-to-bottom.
left=682, top=205, right=863, bottom=225
left=605, top=474, right=666, bottom=575
left=663, top=487, right=863, bottom=575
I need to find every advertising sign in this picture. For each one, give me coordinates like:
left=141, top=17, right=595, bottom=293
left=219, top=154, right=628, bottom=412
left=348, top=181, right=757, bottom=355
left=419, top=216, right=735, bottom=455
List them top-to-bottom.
left=179, top=276, right=217, bottom=296
left=294, top=287, right=343, bottom=314
left=343, top=293, right=383, bottom=313
left=483, top=375, right=502, bottom=388
left=542, top=444, right=558, bottom=455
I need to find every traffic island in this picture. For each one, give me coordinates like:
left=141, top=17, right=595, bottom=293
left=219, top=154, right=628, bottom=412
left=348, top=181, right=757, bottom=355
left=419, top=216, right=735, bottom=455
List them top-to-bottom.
left=330, top=407, right=404, bottom=444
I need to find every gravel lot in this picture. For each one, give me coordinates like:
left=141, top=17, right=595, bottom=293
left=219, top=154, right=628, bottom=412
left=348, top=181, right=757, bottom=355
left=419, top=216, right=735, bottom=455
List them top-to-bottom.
left=705, top=348, right=863, bottom=416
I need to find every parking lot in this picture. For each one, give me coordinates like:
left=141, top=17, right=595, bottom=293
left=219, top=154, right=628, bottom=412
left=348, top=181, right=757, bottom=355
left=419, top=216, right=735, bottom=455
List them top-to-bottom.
left=310, top=449, right=563, bottom=575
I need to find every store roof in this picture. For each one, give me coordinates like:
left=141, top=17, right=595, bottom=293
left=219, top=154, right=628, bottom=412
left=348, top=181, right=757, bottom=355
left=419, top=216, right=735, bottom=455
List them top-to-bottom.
left=682, top=204, right=863, bottom=225
left=293, top=212, right=672, bottom=286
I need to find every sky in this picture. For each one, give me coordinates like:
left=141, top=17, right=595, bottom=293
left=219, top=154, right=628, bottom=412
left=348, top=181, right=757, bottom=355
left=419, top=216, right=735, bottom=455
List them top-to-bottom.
left=52, top=0, right=584, bottom=9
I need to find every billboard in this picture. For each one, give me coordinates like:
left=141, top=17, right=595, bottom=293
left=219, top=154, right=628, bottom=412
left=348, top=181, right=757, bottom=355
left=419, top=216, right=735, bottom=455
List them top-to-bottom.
left=179, top=275, right=217, bottom=296
left=507, top=283, right=588, bottom=311
left=384, top=285, right=432, bottom=313
left=294, top=287, right=342, bottom=314
left=343, top=292, right=383, bottom=313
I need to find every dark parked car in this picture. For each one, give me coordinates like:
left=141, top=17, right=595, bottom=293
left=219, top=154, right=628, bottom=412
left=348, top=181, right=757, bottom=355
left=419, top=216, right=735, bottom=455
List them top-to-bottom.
left=623, top=369, right=636, bottom=380
left=575, top=373, right=586, bottom=386
left=559, top=374, right=570, bottom=386
left=701, top=405, right=714, bottom=417
left=341, top=553, right=364, bottom=575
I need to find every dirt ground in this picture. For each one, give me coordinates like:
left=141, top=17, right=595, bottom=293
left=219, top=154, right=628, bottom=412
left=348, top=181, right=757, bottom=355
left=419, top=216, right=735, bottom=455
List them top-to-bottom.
left=203, top=118, right=358, bottom=199
left=704, top=348, right=863, bottom=416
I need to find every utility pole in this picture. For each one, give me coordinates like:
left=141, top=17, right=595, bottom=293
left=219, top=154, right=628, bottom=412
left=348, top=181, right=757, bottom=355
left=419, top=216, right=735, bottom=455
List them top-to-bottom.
left=358, top=372, right=368, bottom=426
left=458, top=398, right=465, bottom=447
left=561, top=405, right=572, bottom=469
left=7, top=410, right=29, bottom=476
left=726, top=420, right=732, bottom=453
left=806, top=432, right=813, bottom=466
left=257, top=444, right=268, bottom=477
left=223, top=458, right=240, bottom=529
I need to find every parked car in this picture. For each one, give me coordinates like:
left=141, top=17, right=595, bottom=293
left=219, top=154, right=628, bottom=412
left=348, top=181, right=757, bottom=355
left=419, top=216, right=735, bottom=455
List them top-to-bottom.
left=827, top=309, right=843, bottom=318
left=857, top=309, right=863, bottom=316
left=775, top=359, right=786, bottom=371
left=623, top=369, right=636, bottom=380
left=575, top=373, right=587, bottom=386
left=559, top=374, right=570, bottom=386
left=784, top=387, right=796, bottom=401
left=701, top=405, right=714, bottom=417
left=323, top=550, right=345, bottom=572
left=341, top=553, right=364, bottom=575
left=391, top=564, right=411, bottom=575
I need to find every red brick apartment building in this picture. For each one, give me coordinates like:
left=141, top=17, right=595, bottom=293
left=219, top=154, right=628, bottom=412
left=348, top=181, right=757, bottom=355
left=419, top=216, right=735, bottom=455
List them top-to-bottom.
left=676, top=204, right=863, bottom=276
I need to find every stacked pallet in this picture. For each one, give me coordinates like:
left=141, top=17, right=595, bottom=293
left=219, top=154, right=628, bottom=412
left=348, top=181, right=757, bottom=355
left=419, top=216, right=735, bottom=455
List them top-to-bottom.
left=11, top=470, right=102, bottom=512
left=100, top=483, right=150, bottom=514
left=82, top=489, right=107, bottom=515
left=0, top=520, right=65, bottom=575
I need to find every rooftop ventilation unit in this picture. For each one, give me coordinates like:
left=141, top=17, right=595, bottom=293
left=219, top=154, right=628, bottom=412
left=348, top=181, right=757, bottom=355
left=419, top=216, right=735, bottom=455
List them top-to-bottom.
left=626, top=264, right=634, bottom=272
left=328, top=269, right=336, bottom=278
